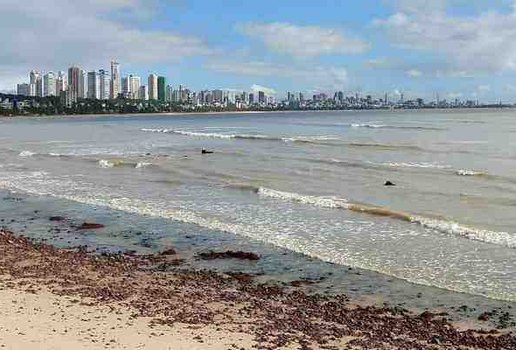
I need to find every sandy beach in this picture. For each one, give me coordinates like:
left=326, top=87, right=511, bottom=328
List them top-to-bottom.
left=0, top=227, right=514, bottom=350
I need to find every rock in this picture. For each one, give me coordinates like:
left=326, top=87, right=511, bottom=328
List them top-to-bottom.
left=201, top=148, right=214, bottom=155
left=384, top=181, right=396, bottom=186
left=49, top=216, right=65, bottom=222
left=77, top=223, right=105, bottom=230
left=159, top=248, right=176, bottom=256
left=198, top=250, right=260, bottom=261
left=478, top=312, right=490, bottom=321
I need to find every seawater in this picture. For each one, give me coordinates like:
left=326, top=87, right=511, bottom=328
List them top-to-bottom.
left=0, top=110, right=515, bottom=303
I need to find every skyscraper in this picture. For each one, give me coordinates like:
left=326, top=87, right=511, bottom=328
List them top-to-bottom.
left=110, top=60, right=121, bottom=99
left=68, top=66, right=81, bottom=102
left=99, top=69, right=111, bottom=100
left=79, top=70, right=87, bottom=99
left=56, top=71, right=66, bottom=95
left=87, top=71, right=100, bottom=99
left=43, top=72, right=56, bottom=97
left=148, top=74, right=158, bottom=100
left=128, top=75, right=141, bottom=99
left=157, top=76, right=166, bottom=101
left=121, top=77, right=130, bottom=98
left=17, top=83, right=30, bottom=96
left=139, top=85, right=149, bottom=101
left=258, top=91, right=265, bottom=104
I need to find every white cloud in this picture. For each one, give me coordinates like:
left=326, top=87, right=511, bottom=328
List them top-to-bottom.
left=0, top=0, right=211, bottom=90
left=375, top=3, right=516, bottom=73
left=237, top=22, right=369, bottom=57
left=205, top=61, right=349, bottom=91
left=406, top=69, right=423, bottom=77
left=250, top=84, right=276, bottom=95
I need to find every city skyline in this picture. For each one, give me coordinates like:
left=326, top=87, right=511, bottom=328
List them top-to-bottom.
left=3, top=1, right=516, bottom=102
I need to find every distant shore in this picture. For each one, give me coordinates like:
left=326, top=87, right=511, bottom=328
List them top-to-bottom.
left=3, top=106, right=516, bottom=120
left=1, top=226, right=515, bottom=349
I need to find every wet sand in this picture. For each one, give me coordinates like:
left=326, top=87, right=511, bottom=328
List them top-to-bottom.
left=0, top=228, right=515, bottom=349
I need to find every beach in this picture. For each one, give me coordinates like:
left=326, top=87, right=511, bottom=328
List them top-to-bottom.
left=0, top=110, right=515, bottom=348
left=1, top=227, right=514, bottom=349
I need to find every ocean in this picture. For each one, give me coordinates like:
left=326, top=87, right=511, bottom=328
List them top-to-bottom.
left=0, top=109, right=515, bottom=306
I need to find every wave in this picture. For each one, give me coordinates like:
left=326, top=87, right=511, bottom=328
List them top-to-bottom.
left=350, top=123, right=444, bottom=131
left=141, top=128, right=340, bottom=145
left=347, top=142, right=424, bottom=151
left=19, top=150, right=36, bottom=157
left=98, top=159, right=148, bottom=169
left=381, top=162, right=451, bottom=169
left=456, top=169, right=488, bottom=176
left=256, top=187, right=516, bottom=249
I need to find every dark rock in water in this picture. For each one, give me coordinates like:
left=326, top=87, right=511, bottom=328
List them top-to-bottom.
left=201, top=148, right=214, bottom=154
left=384, top=181, right=396, bottom=186
left=49, top=216, right=65, bottom=222
left=77, top=222, right=105, bottom=230
left=159, top=248, right=177, bottom=256
left=198, top=250, right=260, bottom=261
left=478, top=312, right=491, bottom=321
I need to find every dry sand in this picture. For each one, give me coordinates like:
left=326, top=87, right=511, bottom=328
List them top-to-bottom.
left=0, top=285, right=255, bottom=350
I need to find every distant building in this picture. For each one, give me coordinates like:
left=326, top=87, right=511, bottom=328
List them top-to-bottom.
left=110, top=60, right=121, bottom=99
left=67, top=66, right=81, bottom=102
left=29, top=70, right=42, bottom=97
left=99, top=70, right=110, bottom=100
left=56, top=71, right=66, bottom=95
left=87, top=71, right=100, bottom=99
left=43, top=72, right=56, bottom=97
left=148, top=74, right=158, bottom=100
left=128, top=75, right=141, bottom=99
left=157, top=76, right=166, bottom=101
left=121, top=77, right=129, bottom=98
left=17, top=83, right=30, bottom=96
left=139, top=85, right=149, bottom=101
left=212, top=89, right=223, bottom=102
left=258, top=91, right=265, bottom=104
left=249, top=93, right=255, bottom=104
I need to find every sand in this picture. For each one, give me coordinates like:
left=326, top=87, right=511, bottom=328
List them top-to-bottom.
left=0, top=285, right=256, bottom=350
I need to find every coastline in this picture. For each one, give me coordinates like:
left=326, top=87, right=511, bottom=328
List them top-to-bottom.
left=3, top=106, right=516, bottom=120
left=1, top=227, right=515, bottom=349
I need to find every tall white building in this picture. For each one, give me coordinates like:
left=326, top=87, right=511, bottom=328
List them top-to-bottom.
left=110, top=60, right=121, bottom=99
left=99, top=69, right=110, bottom=100
left=30, top=70, right=43, bottom=97
left=79, top=70, right=88, bottom=99
left=87, top=71, right=100, bottom=99
left=43, top=72, right=56, bottom=97
left=148, top=74, right=158, bottom=100
left=128, top=75, right=141, bottom=99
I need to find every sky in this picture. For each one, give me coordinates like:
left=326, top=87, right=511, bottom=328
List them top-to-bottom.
left=3, top=0, right=516, bottom=101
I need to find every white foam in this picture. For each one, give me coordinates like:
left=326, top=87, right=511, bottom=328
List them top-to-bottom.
left=351, top=123, right=386, bottom=128
left=19, top=151, right=36, bottom=157
left=98, top=159, right=115, bottom=168
left=135, top=162, right=152, bottom=169
left=383, top=162, right=451, bottom=169
left=456, top=169, right=487, bottom=176
left=256, top=187, right=516, bottom=249
left=257, top=187, right=351, bottom=209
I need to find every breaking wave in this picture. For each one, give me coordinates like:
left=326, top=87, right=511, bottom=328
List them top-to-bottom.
left=350, top=123, right=444, bottom=130
left=19, top=150, right=36, bottom=157
left=456, top=169, right=488, bottom=177
left=256, top=187, right=516, bottom=249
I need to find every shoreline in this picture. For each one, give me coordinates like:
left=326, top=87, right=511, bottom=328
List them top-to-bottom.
left=3, top=106, right=516, bottom=120
left=1, top=228, right=515, bottom=349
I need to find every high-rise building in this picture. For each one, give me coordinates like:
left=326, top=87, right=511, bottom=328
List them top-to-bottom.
left=110, top=60, right=121, bottom=99
left=67, top=66, right=81, bottom=102
left=29, top=70, right=43, bottom=97
left=80, top=70, right=88, bottom=99
left=99, top=70, right=111, bottom=100
left=56, top=71, right=66, bottom=95
left=87, top=71, right=100, bottom=99
left=43, top=72, right=57, bottom=97
left=148, top=74, right=158, bottom=100
left=128, top=75, right=141, bottom=99
left=157, top=76, right=166, bottom=101
left=121, top=77, right=130, bottom=98
left=17, top=83, right=31, bottom=96
left=139, top=85, right=149, bottom=101
left=212, top=89, right=223, bottom=102
left=258, top=91, right=265, bottom=104
left=249, top=93, right=255, bottom=104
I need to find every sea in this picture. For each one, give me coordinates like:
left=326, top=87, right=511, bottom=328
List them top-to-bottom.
left=0, top=109, right=515, bottom=320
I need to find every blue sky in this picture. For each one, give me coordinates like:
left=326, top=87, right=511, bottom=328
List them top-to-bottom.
left=3, top=0, right=516, bottom=101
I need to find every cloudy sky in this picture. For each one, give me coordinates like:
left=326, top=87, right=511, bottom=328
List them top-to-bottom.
left=3, top=0, right=516, bottom=101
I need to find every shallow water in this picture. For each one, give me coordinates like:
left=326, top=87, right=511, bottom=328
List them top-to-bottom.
left=0, top=110, right=515, bottom=302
